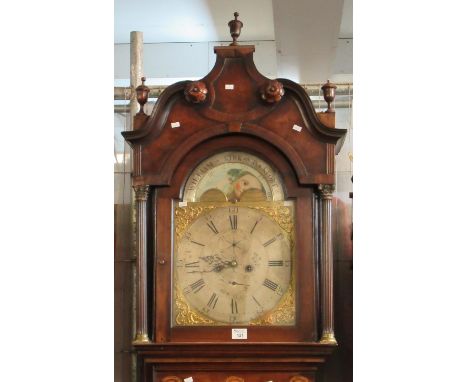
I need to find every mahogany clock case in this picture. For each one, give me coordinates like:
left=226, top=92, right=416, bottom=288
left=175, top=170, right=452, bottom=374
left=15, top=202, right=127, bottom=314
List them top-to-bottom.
left=122, top=35, right=347, bottom=382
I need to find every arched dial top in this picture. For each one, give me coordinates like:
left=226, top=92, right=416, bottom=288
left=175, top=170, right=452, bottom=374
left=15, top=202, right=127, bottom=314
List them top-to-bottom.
left=183, top=151, right=285, bottom=202
left=173, top=203, right=294, bottom=326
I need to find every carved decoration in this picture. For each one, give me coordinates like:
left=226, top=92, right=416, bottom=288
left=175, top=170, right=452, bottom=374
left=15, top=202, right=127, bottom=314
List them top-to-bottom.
left=227, top=12, right=243, bottom=46
left=135, top=76, right=150, bottom=115
left=260, top=80, right=285, bottom=104
left=321, top=80, right=337, bottom=113
left=184, top=81, right=208, bottom=104
left=317, top=184, right=335, bottom=200
left=133, top=185, right=150, bottom=201
left=251, top=203, right=293, bottom=232
left=174, top=204, right=217, bottom=242
left=250, top=282, right=295, bottom=326
left=174, top=288, right=216, bottom=325
left=226, top=376, right=244, bottom=382
left=290, top=376, right=310, bottom=382
left=162, top=377, right=183, bottom=382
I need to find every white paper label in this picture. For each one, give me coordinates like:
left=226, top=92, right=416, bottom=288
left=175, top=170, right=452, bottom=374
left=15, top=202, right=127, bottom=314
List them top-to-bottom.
left=225, top=84, right=235, bottom=90
left=171, top=121, right=181, bottom=128
left=292, top=124, right=303, bottom=132
left=179, top=201, right=187, bottom=207
left=232, top=328, right=247, bottom=339
left=184, top=378, right=193, bottom=382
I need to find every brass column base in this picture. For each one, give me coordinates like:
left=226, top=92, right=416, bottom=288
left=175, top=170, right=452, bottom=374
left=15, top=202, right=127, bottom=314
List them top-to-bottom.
left=319, top=332, right=338, bottom=345
left=133, top=333, right=151, bottom=344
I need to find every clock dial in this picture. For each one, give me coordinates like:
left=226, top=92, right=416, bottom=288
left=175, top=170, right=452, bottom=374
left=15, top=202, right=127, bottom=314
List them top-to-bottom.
left=183, top=152, right=284, bottom=202
left=174, top=206, right=292, bottom=325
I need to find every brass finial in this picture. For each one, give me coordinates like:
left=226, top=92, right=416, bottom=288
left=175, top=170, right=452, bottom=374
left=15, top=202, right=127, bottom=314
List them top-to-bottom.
left=228, top=12, right=243, bottom=46
left=135, top=76, right=150, bottom=115
left=321, top=80, right=337, bottom=113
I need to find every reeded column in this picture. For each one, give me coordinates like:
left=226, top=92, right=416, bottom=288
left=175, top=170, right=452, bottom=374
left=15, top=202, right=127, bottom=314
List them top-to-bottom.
left=133, top=184, right=151, bottom=344
left=318, top=184, right=337, bottom=345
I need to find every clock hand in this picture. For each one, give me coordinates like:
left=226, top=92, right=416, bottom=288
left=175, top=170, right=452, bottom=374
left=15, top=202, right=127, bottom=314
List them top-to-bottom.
left=200, top=254, right=229, bottom=264
left=199, top=255, right=216, bottom=264
left=211, top=259, right=238, bottom=272
left=212, top=259, right=238, bottom=272
left=187, top=262, right=227, bottom=273
left=228, top=280, right=250, bottom=286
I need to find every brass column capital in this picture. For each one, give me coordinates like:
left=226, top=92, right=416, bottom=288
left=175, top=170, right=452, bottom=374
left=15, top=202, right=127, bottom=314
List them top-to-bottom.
left=317, top=184, right=335, bottom=199
left=133, top=185, right=150, bottom=201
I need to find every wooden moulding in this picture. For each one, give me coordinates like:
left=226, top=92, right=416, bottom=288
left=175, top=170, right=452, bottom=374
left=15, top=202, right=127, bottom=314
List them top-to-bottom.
left=122, top=43, right=347, bottom=188
left=317, top=112, right=335, bottom=129
left=134, top=113, right=150, bottom=130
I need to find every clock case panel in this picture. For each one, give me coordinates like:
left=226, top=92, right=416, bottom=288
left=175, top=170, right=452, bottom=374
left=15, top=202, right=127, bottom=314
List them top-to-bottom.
left=122, top=42, right=346, bottom=381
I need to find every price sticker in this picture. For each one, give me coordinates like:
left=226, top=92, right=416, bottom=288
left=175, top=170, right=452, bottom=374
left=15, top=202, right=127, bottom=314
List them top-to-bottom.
left=225, top=84, right=235, bottom=90
left=171, top=121, right=181, bottom=128
left=292, top=124, right=303, bottom=132
left=232, top=328, right=247, bottom=339
left=184, top=377, right=193, bottom=382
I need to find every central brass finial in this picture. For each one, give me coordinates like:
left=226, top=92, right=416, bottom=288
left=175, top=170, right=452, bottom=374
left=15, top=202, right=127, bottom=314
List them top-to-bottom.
left=228, top=11, right=243, bottom=46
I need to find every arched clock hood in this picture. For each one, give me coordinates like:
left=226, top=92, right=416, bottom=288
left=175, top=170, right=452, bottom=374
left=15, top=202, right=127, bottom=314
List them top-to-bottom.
left=123, top=44, right=346, bottom=187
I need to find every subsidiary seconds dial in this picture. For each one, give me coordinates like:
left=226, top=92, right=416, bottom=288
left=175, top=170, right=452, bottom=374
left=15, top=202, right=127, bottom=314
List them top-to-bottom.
left=174, top=206, right=292, bottom=324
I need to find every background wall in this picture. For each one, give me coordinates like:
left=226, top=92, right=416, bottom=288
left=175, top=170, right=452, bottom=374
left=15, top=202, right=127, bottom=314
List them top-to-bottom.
left=114, top=41, right=278, bottom=83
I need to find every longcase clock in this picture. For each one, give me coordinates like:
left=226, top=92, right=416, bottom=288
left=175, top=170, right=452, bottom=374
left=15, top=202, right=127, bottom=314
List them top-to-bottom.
left=122, top=12, right=346, bottom=382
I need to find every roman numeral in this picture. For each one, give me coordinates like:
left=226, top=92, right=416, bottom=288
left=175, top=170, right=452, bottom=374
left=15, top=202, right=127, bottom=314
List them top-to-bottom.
left=229, top=214, right=238, bottom=230
left=250, top=218, right=261, bottom=234
left=206, top=220, right=219, bottom=234
left=263, top=237, right=277, bottom=247
left=190, top=240, right=205, bottom=246
left=268, top=260, right=284, bottom=266
left=185, top=261, right=200, bottom=268
left=263, top=278, right=278, bottom=291
left=190, top=279, right=205, bottom=293
left=207, top=293, right=219, bottom=309
left=252, top=295, right=263, bottom=308
left=231, top=298, right=238, bottom=314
